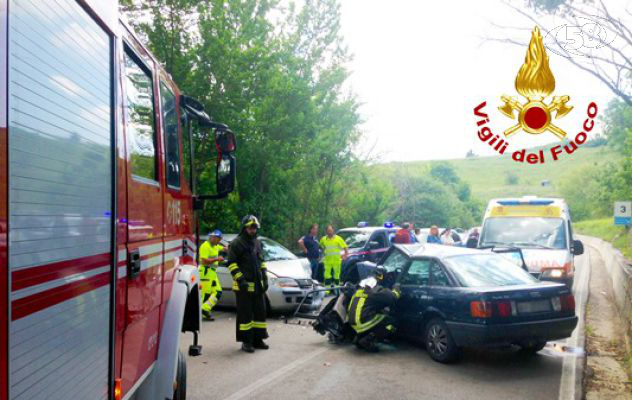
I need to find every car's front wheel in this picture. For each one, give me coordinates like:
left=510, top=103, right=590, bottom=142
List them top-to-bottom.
left=424, top=318, right=461, bottom=363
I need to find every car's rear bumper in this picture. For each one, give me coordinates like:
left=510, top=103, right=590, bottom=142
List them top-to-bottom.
left=446, top=316, right=578, bottom=347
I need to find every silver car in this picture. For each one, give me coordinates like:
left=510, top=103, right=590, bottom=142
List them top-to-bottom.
left=214, top=234, right=324, bottom=313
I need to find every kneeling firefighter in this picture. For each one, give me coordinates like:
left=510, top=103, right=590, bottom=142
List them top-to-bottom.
left=227, top=215, right=270, bottom=353
left=199, top=230, right=225, bottom=321
left=347, top=266, right=400, bottom=352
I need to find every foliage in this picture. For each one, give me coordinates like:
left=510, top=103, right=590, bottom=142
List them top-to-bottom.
left=385, top=163, right=483, bottom=228
left=505, top=171, right=519, bottom=185
left=574, top=218, right=632, bottom=260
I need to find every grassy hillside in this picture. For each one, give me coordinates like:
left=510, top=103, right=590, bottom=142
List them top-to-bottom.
left=376, top=145, right=620, bottom=204
left=575, top=218, right=632, bottom=259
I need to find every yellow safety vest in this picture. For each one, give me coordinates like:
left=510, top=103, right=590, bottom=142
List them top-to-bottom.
left=319, top=235, right=347, bottom=263
left=199, top=242, right=223, bottom=278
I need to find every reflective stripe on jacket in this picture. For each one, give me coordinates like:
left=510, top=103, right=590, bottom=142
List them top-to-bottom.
left=319, top=235, right=347, bottom=262
left=347, top=286, right=400, bottom=333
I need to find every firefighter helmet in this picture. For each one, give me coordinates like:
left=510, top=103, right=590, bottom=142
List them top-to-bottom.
left=241, top=215, right=260, bottom=229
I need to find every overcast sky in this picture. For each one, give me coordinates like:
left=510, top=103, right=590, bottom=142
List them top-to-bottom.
left=338, top=0, right=626, bottom=162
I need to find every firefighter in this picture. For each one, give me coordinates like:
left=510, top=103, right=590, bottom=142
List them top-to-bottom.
left=227, top=215, right=269, bottom=353
left=319, top=225, right=348, bottom=292
left=198, top=230, right=225, bottom=321
left=347, top=266, right=401, bottom=352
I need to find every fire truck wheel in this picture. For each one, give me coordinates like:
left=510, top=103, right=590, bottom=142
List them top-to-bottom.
left=173, top=350, right=187, bottom=400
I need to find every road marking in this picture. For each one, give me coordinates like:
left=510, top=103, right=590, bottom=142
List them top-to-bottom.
left=558, top=247, right=590, bottom=400
left=221, top=347, right=328, bottom=400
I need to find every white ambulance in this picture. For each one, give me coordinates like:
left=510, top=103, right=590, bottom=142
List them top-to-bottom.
left=478, top=197, right=584, bottom=288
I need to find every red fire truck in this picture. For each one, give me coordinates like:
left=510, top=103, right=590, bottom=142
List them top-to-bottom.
left=0, top=0, right=236, bottom=399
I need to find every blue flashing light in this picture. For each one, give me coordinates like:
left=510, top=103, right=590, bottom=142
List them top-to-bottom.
left=498, top=200, right=554, bottom=206
left=526, top=200, right=554, bottom=205
left=357, top=221, right=369, bottom=228
left=384, top=221, right=394, bottom=228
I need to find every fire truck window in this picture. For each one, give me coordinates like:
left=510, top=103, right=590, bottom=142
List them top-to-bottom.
left=123, top=48, right=157, bottom=182
left=160, top=82, right=181, bottom=189
left=180, top=106, right=192, bottom=190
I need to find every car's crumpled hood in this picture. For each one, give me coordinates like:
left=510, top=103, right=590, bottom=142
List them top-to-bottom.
left=266, top=258, right=312, bottom=279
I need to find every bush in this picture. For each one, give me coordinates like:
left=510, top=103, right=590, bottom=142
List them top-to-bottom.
left=505, top=171, right=519, bottom=185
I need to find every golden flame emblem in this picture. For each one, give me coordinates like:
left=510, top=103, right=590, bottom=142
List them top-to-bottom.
left=499, top=27, right=572, bottom=139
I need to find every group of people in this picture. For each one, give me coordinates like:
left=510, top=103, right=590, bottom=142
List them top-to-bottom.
left=197, top=217, right=481, bottom=354
left=298, top=224, right=349, bottom=290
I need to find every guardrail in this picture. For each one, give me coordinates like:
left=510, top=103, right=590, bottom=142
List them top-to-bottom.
left=578, top=235, right=632, bottom=350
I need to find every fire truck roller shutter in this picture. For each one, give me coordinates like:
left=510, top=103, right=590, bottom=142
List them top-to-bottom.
left=7, top=0, right=113, bottom=399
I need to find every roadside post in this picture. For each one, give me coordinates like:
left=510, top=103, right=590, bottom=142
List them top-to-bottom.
left=614, top=201, right=632, bottom=226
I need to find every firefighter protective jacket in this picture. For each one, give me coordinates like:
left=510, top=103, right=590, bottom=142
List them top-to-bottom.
left=227, top=232, right=267, bottom=292
left=348, top=285, right=400, bottom=333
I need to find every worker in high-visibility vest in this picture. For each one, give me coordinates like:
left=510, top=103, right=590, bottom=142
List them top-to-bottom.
left=319, top=224, right=348, bottom=292
left=199, top=230, right=225, bottom=321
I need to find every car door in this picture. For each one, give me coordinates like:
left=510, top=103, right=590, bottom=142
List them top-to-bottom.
left=396, top=258, right=432, bottom=335
left=429, top=261, right=455, bottom=319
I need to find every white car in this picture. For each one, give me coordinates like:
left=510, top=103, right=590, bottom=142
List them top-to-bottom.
left=214, top=234, right=324, bottom=313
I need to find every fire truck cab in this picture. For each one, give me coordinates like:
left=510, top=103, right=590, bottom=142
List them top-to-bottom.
left=0, top=1, right=236, bottom=399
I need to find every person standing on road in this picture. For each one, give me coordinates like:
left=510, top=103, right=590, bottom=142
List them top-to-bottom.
left=227, top=215, right=269, bottom=353
left=393, top=223, right=412, bottom=244
left=408, top=223, right=418, bottom=243
left=298, top=224, right=320, bottom=281
left=319, top=225, right=348, bottom=291
left=427, top=225, right=442, bottom=244
left=441, top=228, right=455, bottom=245
left=466, top=228, right=480, bottom=248
left=198, top=230, right=225, bottom=321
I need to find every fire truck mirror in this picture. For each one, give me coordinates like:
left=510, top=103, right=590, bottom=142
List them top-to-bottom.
left=215, top=128, right=236, bottom=153
left=217, top=153, right=236, bottom=196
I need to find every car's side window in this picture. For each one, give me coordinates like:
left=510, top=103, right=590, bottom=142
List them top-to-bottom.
left=371, top=232, right=386, bottom=249
left=382, top=249, right=408, bottom=272
left=400, top=259, right=430, bottom=286
left=430, top=261, right=451, bottom=287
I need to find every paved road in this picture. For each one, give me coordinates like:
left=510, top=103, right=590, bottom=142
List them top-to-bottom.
left=181, top=252, right=590, bottom=400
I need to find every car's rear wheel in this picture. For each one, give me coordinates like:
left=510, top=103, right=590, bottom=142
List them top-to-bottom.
left=424, top=318, right=461, bottom=363
left=519, top=340, right=547, bottom=355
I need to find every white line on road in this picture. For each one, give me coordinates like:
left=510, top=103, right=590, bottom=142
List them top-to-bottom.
left=558, top=247, right=591, bottom=400
left=221, top=347, right=329, bottom=400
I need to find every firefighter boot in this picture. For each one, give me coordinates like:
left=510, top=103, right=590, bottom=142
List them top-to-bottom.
left=357, top=333, right=379, bottom=353
left=254, top=339, right=269, bottom=350
left=241, top=342, right=255, bottom=353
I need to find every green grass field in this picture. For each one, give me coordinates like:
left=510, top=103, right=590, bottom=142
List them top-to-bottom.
left=377, top=145, right=620, bottom=204
left=574, top=218, right=632, bottom=259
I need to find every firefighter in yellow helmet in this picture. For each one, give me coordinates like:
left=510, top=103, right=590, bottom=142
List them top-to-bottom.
left=226, top=215, right=269, bottom=353
left=319, top=225, right=348, bottom=292
left=199, top=230, right=225, bottom=321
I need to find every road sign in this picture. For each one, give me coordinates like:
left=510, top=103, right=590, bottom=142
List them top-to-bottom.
left=614, top=201, right=631, bottom=225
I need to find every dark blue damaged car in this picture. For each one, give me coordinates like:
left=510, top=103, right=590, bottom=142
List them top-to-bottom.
left=362, top=244, right=578, bottom=363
